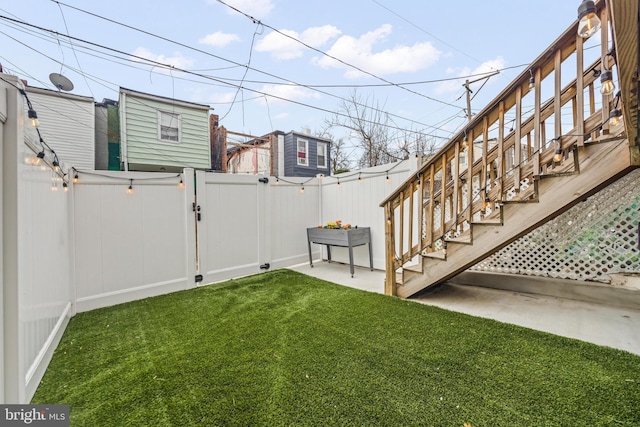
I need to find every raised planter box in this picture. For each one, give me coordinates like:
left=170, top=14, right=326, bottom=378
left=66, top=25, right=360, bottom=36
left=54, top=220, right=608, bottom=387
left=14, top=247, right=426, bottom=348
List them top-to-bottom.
left=307, top=227, right=373, bottom=277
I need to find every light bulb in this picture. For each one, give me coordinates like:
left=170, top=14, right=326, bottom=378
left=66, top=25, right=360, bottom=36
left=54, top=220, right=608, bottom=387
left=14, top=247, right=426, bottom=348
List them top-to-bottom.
left=577, top=0, right=601, bottom=38
left=600, top=70, right=615, bottom=96
left=528, top=75, right=535, bottom=90
left=609, top=108, right=623, bottom=128
left=28, top=109, right=39, bottom=128
left=553, top=146, right=563, bottom=163
left=35, top=151, right=45, bottom=165
left=73, top=172, right=79, bottom=183
left=386, top=175, right=390, bottom=183
left=178, top=178, right=184, bottom=188
left=63, top=182, right=69, bottom=192
left=127, top=185, right=133, bottom=194
left=300, top=186, right=305, bottom=193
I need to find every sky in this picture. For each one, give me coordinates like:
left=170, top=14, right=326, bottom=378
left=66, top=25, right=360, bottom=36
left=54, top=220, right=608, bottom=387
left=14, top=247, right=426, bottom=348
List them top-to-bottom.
left=0, top=0, right=592, bottom=167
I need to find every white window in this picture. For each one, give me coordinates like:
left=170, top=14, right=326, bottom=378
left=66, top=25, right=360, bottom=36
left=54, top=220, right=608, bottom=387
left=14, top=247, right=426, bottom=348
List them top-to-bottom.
left=158, top=110, right=181, bottom=143
left=297, top=138, right=308, bottom=166
left=317, top=142, right=328, bottom=169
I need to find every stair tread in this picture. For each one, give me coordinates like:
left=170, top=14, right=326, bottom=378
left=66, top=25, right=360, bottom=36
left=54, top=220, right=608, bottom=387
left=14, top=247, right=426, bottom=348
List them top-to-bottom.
left=504, top=186, right=537, bottom=203
left=445, top=235, right=472, bottom=244
left=423, top=251, right=446, bottom=260
left=403, top=264, right=423, bottom=273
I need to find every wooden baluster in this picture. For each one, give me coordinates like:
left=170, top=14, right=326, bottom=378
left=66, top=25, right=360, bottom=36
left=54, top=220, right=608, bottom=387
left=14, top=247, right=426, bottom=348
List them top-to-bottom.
left=600, top=6, right=610, bottom=136
left=576, top=33, right=585, bottom=147
left=554, top=49, right=562, bottom=148
left=533, top=67, right=542, bottom=176
left=588, top=82, right=597, bottom=139
left=514, top=85, right=522, bottom=192
left=497, top=101, right=505, bottom=200
left=481, top=117, right=489, bottom=214
left=466, top=128, right=474, bottom=223
left=452, top=144, right=460, bottom=235
left=440, top=155, right=447, bottom=235
left=427, top=164, right=435, bottom=247
left=418, top=172, right=424, bottom=254
left=408, top=181, right=414, bottom=260
left=399, top=190, right=404, bottom=263
left=384, top=202, right=395, bottom=296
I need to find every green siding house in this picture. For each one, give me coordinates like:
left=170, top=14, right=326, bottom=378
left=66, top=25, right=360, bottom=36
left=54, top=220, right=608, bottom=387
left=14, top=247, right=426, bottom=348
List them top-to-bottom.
left=119, top=88, right=211, bottom=172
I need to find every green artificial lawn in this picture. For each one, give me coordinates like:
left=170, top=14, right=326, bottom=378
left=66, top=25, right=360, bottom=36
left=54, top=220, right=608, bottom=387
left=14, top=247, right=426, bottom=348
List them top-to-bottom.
left=33, top=270, right=640, bottom=426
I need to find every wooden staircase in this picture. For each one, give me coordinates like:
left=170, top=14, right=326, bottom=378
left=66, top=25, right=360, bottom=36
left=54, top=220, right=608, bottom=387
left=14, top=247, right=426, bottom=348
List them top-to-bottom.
left=381, top=0, right=639, bottom=298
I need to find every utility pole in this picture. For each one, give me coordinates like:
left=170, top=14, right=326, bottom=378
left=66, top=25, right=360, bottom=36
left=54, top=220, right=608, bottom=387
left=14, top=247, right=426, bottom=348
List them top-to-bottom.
left=463, top=70, right=500, bottom=122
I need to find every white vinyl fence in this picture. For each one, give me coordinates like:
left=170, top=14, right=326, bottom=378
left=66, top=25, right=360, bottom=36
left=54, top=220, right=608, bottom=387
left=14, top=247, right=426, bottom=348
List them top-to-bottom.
left=2, top=75, right=73, bottom=403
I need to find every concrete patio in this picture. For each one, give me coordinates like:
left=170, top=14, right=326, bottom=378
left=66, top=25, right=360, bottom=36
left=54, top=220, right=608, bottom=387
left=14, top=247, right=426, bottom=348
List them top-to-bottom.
left=289, top=261, right=640, bottom=356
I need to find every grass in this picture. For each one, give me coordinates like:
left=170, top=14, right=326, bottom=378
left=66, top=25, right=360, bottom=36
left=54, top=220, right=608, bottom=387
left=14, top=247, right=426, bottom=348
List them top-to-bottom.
left=33, top=270, right=640, bottom=426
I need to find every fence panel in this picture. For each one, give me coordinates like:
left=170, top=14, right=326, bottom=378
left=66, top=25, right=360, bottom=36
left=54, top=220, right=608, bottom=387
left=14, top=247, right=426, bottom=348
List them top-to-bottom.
left=73, top=170, right=195, bottom=313
left=269, top=178, right=321, bottom=269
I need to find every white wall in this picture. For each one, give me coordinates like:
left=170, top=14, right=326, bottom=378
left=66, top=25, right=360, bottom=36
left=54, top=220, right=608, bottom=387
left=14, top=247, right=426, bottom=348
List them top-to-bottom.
left=25, top=87, right=95, bottom=171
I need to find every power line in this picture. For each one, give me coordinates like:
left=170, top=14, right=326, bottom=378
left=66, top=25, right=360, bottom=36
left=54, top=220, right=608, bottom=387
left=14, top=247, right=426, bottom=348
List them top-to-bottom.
left=216, top=0, right=463, bottom=109
left=370, top=0, right=486, bottom=66
left=28, top=3, right=458, bottom=136
left=0, top=14, right=455, bottom=140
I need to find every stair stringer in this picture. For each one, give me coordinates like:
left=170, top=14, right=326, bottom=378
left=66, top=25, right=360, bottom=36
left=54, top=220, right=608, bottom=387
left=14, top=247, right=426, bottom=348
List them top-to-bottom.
left=396, top=137, right=634, bottom=299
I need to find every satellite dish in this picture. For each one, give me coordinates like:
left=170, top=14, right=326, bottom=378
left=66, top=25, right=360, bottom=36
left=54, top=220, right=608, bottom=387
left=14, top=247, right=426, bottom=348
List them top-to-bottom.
left=49, top=73, right=74, bottom=91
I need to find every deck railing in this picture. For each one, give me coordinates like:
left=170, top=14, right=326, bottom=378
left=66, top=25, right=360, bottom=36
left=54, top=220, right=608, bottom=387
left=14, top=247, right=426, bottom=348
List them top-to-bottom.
left=380, top=0, right=621, bottom=295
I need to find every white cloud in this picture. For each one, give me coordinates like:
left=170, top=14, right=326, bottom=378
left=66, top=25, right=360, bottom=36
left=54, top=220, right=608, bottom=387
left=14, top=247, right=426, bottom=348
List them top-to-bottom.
left=210, top=0, right=274, bottom=19
left=313, top=24, right=441, bottom=78
left=255, top=25, right=341, bottom=60
left=199, top=31, right=241, bottom=48
left=131, top=47, right=194, bottom=69
left=435, top=57, right=506, bottom=94
left=256, top=84, right=320, bottom=105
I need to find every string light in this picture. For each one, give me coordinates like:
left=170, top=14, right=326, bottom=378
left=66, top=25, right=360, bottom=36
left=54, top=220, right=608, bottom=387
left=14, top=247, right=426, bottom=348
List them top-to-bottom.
left=577, top=0, right=601, bottom=38
left=528, top=69, right=535, bottom=90
left=600, top=70, right=615, bottom=96
left=609, top=91, right=623, bottom=128
left=27, top=108, right=39, bottom=128
left=609, top=108, right=622, bottom=128
left=553, top=139, right=563, bottom=163
left=35, top=150, right=45, bottom=164
left=73, top=170, right=79, bottom=183
left=358, top=173, right=363, bottom=183
left=386, top=175, right=390, bottom=183
left=178, top=177, right=184, bottom=188
left=337, top=178, right=341, bottom=187
left=127, top=179, right=133, bottom=194
left=63, top=181, right=69, bottom=192
left=300, top=184, right=305, bottom=193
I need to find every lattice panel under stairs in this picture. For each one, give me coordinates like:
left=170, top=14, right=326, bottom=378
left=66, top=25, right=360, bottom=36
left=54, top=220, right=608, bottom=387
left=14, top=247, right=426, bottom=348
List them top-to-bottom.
left=471, top=169, right=640, bottom=282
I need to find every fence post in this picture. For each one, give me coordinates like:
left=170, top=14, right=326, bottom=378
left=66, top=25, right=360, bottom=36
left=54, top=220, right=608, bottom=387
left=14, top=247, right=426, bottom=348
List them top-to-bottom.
left=1, top=74, right=25, bottom=402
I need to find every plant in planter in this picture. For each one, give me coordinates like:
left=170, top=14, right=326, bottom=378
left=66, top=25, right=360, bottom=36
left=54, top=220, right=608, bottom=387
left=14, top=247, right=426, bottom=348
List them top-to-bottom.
left=319, top=220, right=352, bottom=229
